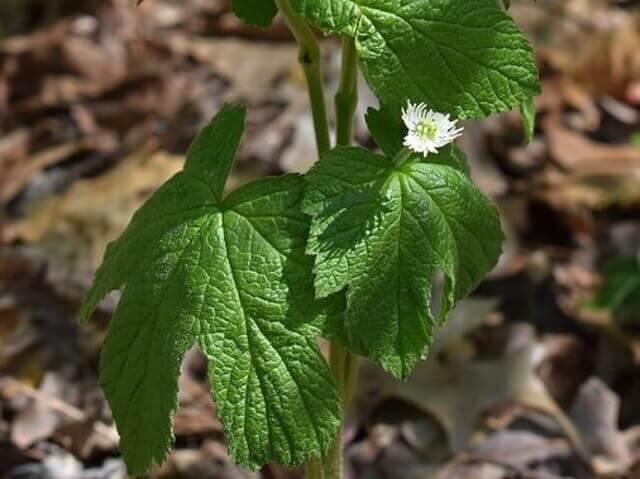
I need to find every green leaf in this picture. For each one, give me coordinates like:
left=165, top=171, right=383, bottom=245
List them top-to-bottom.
left=232, top=0, right=278, bottom=27
left=292, top=0, right=540, bottom=119
left=78, top=104, right=341, bottom=474
left=365, top=105, right=405, bottom=157
left=303, top=146, right=504, bottom=378
left=590, top=256, right=640, bottom=325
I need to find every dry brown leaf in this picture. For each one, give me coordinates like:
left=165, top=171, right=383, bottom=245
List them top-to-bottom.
left=536, top=4, right=640, bottom=101
left=538, top=115, right=640, bottom=210
left=544, top=116, right=640, bottom=174
left=0, top=140, right=86, bottom=203
left=353, top=301, right=588, bottom=463
left=392, top=345, right=586, bottom=459
left=175, top=373, right=222, bottom=437
left=1, top=376, right=118, bottom=452
left=571, top=377, right=632, bottom=475
left=469, top=430, right=572, bottom=473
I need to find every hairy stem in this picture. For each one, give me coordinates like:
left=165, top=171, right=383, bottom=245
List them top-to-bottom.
left=276, top=0, right=331, bottom=156
left=324, top=37, right=361, bottom=479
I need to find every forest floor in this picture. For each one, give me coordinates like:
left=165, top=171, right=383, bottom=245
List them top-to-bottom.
left=2, top=0, right=640, bottom=478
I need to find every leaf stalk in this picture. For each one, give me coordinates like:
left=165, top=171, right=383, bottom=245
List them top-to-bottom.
left=276, top=0, right=331, bottom=157
left=334, top=38, right=358, bottom=147
left=392, top=146, right=415, bottom=167
left=304, top=457, right=324, bottom=479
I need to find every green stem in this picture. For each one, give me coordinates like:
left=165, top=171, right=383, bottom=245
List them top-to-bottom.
left=276, top=0, right=331, bottom=157
left=324, top=37, right=361, bottom=479
left=334, top=38, right=358, bottom=147
left=392, top=146, right=414, bottom=167
left=325, top=343, right=360, bottom=479
left=304, top=457, right=323, bottom=479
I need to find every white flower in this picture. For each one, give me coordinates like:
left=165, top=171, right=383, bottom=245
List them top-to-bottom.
left=401, top=101, right=463, bottom=157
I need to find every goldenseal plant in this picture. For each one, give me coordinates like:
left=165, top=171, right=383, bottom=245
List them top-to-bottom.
left=78, top=0, right=540, bottom=477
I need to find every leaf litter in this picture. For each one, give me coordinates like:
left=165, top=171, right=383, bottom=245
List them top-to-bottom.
left=2, top=0, right=640, bottom=478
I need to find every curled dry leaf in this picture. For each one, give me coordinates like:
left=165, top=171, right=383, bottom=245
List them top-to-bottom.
left=571, top=377, right=631, bottom=475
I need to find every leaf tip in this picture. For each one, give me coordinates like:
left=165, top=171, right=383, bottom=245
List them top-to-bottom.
left=214, top=102, right=247, bottom=129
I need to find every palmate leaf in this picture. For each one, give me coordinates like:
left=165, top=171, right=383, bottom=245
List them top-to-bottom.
left=291, top=0, right=540, bottom=119
left=78, top=104, right=341, bottom=474
left=303, top=141, right=504, bottom=379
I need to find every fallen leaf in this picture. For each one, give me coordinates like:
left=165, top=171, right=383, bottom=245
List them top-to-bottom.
left=544, top=115, right=640, bottom=174
left=393, top=345, right=584, bottom=455
left=9, top=374, right=66, bottom=449
left=571, top=377, right=631, bottom=475
left=469, top=430, right=572, bottom=471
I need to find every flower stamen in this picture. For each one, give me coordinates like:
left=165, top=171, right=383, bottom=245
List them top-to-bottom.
left=416, top=120, right=438, bottom=141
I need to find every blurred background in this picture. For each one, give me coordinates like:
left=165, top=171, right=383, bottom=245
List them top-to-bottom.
left=1, top=0, right=640, bottom=477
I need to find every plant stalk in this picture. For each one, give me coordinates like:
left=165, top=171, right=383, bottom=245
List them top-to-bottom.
left=276, top=0, right=331, bottom=157
left=324, top=37, right=360, bottom=479
left=334, top=38, right=358, bottom=147
left=392, top=146, right=415, bottom=167
left=325, top=343, right=360, bottom=479
left=304, top=457, right=323, bottom=479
